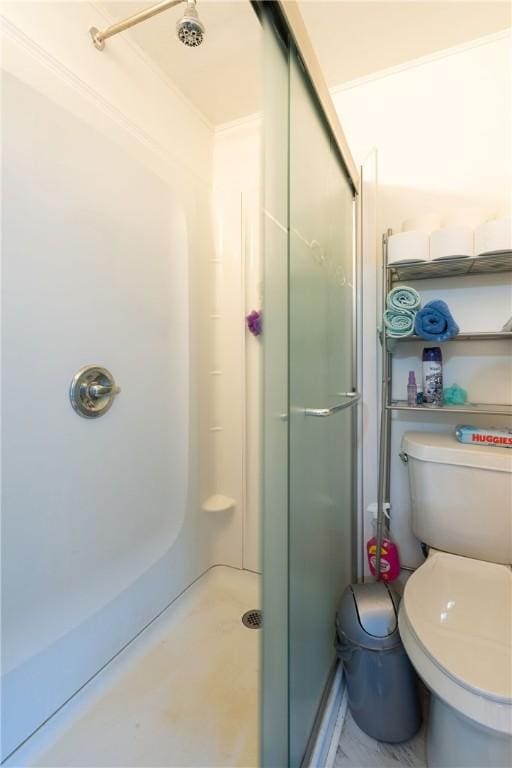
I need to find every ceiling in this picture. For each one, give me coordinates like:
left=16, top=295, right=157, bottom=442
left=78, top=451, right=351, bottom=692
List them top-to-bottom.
left=97, top=1, right=511, bottom=126
left=300, top=1, right=512, bottom=90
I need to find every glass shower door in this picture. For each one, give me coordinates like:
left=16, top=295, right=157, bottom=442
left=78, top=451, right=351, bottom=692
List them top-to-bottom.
left=261, top=14, right=357, bottom=767
left=288, top=48, right=356, bottom=767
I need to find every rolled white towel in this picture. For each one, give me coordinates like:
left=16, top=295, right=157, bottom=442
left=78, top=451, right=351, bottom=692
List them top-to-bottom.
left=475, top=218, right=512, bottom=255
left=430, top=225, right=473, bottom=260
left=388, top=231, right=429, bottom=264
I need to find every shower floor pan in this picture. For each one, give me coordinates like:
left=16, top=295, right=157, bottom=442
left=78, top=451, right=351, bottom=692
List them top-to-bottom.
left=10, top=567, right=260, bottom=768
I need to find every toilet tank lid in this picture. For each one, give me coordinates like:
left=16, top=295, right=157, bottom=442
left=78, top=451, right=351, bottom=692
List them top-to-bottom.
left=402, top=431, right=512, bottom=472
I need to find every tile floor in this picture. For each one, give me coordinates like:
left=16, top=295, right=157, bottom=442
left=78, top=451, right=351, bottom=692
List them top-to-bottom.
left=8, top=567, right=260, bottom=768
left=334, top=704, right=427, bottom=768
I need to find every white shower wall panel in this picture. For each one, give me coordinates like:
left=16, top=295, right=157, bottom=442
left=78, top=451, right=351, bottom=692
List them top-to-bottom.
left=0, top=3, right=223, bottom=758
left=2, top=69, right=195, bottom=661
left=213, top=117, right=262, bottom=573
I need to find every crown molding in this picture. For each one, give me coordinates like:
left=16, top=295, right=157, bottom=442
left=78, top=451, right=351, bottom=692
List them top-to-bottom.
left=0, top=14, right=212, bottom=188
left=330, top=28, right=511, bottom=96
left=215, top=111, right=262, bottom=135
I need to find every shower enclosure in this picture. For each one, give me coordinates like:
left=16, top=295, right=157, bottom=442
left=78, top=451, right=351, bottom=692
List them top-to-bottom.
left=1, top=1, right=359, bottom=766
left=261, top=5, right=359, bottom=766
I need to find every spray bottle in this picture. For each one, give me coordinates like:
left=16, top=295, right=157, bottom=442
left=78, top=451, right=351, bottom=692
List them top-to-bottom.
left=422, top=347, right=443, bottom=407
left=407, top=370, right=417, bottom=407
left=366, top=503, right=401, bottom=582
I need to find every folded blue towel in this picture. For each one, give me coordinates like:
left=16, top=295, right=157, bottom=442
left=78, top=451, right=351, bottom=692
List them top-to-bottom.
left=387, top=286, right=421, bottom=312
left=414, top=300, right=459, bottom=341
left=383, top=307, right=416, bottom=338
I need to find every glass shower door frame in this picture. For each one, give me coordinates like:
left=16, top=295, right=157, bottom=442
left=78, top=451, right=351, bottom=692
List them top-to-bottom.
left=260, top=3, right=361, bottom=767
left=287, top=43, right=358, bottom=766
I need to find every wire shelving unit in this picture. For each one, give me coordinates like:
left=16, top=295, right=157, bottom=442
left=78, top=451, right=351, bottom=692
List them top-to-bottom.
left=374, top=241, right=512, bottom=576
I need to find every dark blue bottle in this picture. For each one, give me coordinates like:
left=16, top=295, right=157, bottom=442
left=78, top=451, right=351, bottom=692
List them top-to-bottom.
left=422, top=347, right=443, bottom=406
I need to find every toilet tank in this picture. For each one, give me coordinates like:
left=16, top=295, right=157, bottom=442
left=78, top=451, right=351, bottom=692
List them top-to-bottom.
left=402, top=431, right=512, bottom=565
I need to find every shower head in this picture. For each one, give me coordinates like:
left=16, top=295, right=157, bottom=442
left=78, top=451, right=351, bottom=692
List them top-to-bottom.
left=89, top=0, right=205, bottom=52
left=176, top=0, right=205, bottom=47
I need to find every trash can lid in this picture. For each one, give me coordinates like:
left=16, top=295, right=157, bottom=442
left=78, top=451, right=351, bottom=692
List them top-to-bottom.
left=336, top=582, right=401, bottom=650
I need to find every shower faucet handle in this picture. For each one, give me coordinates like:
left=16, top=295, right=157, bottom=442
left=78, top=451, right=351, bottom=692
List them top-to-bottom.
left=70, top=365, right=121, bottom=418
left=87, top=382, right=121, bottom=399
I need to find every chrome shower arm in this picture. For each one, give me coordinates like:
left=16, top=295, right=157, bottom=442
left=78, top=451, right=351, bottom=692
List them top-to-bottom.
left=89, top=0, right=188, bottom=50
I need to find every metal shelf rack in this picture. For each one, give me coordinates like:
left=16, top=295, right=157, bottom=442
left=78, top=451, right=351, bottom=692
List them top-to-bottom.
left=374, top=237, right=512, bottom=577
left=388, top=250, right=512, bottom=282
left=392, top=331, right=512, bottom=343
left=388, top=401, right=512, bottom=416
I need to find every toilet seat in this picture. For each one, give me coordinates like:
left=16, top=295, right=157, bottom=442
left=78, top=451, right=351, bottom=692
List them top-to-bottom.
left=398, top=550, right=512, bottom=735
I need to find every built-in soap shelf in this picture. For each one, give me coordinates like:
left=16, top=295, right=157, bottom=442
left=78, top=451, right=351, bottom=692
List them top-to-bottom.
left=201, top=494, right=236, bottom=514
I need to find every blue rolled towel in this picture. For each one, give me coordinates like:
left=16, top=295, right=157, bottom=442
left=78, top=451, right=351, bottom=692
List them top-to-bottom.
left=387, top=285, right=421, bottom=312
left=414, top=299, right=459, bottom=341
left=383, top=307, right=416, bottom=338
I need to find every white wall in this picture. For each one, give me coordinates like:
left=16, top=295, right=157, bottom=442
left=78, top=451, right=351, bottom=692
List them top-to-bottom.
left=0, top=2, right=250, bottom=759
left=334, top=31, right=511, bottom=226
left=333, top=32, right=512, bottom=571
left=357, top=149, right=379, bottom=575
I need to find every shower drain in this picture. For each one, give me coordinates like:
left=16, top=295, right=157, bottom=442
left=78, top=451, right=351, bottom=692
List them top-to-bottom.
left=242, top=609, right=262, bottom=629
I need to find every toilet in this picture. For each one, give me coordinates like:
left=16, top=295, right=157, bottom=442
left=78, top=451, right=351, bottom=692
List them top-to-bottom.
left=397, top=431, right=512, bottom=768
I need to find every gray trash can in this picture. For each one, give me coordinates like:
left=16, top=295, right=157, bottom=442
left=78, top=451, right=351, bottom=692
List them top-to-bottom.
left=336, top=582, right=421, bottom=743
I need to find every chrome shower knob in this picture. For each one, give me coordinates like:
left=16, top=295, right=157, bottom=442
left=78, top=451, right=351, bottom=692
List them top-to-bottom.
left=69, top=365, right=120, bottom=418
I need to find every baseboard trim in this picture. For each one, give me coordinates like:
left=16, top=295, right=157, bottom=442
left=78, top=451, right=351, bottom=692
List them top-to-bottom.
left=305, top=663, right=348, bottom=768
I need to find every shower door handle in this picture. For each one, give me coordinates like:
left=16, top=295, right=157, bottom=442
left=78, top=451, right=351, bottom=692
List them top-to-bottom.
left=304, top=391, right=361, bottom=417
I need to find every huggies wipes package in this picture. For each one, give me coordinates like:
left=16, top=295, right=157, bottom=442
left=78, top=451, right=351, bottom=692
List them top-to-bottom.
left=456, top=425, right=512, bottom=448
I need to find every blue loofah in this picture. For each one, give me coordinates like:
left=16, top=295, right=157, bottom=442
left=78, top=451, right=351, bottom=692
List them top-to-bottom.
left=443, top=383, right=467, bottom=405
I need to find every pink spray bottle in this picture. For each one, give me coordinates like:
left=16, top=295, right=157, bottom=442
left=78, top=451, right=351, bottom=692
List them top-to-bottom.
left=366, top=503, right=401, bottom=582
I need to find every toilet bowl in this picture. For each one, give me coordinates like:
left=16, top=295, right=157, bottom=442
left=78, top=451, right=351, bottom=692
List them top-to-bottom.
left=399, top=432, right=512, bottom=767
left=399, top=551, right=512, bottom=767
